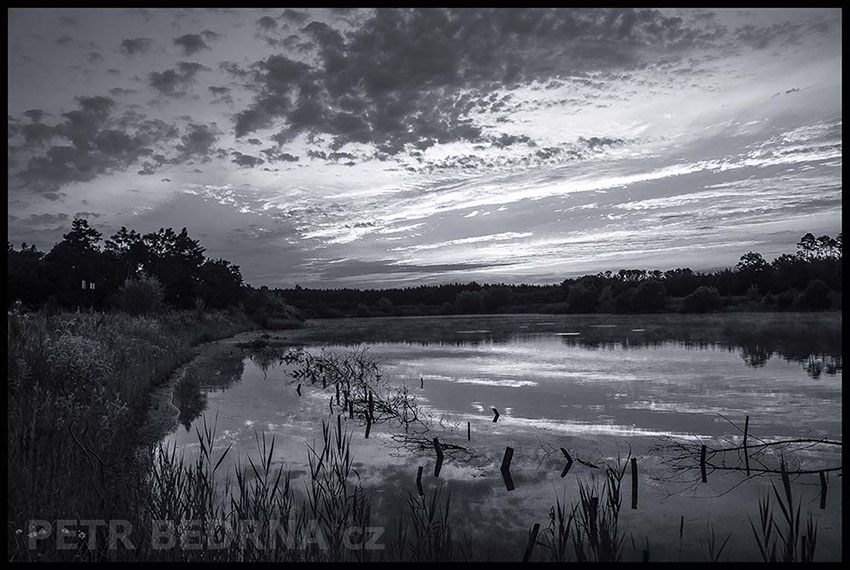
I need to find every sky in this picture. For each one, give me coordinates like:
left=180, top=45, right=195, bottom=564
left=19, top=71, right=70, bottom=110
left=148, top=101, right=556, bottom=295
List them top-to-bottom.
left=7, top=8, right=842, bottom=288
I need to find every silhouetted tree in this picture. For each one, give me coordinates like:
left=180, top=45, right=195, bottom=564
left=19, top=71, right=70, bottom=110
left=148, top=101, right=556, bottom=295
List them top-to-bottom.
left=680, top=286, right=722, bottom=313
left=454, top=290, right=481, bottom=314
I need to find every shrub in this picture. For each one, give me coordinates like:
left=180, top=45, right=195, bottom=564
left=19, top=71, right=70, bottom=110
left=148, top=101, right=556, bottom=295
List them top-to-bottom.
left=116, top=273, right=164, bottom=315
left=796, top=279, right=832, bottom=311
left=632, top=280, right=667, bottom=313
left=680, top=286, right=722, bottom=313
left=454, top=290, right=480, bottom=314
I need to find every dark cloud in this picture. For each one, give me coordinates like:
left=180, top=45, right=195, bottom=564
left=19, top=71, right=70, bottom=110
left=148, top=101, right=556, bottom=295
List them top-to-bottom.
left=232, top=9, right=726, bottom=157
left=281, top=9, right=309, bottom=25
left=256, top=16, right=277, bottom=31
left=734, top=22, right=802, bottom=50
left=201, top=30, right=220, bottom=42
left=174, top=33, right=209, bottom=56
left=55, top=35, right=73, bottom=46
left=119, top=37, right=153, bottom=55
left=86, top=52, right=103, bottom=64
left=219, top=61, right=250, bottom=78
left=149, top=62, right=208, bottom=97
left=209, top=86, right=231, bottom=96
left=109, top=87, right=136, bottom=97
left=9, top=97, right=187, bottom=193
left=23, top=109, right=46, bottom=123
left=21, top=122, right=59, bottom=146
left=176, top=123, right=219, bottom=161
left=490, top=133, right=533, bottom=148
left=247, top=138, right=262, bottom=145
left=261, top=147, right=299, bottom=162
left=231, top=151, right=264, bottom=168
left=28, top=212, right=69, bottom=225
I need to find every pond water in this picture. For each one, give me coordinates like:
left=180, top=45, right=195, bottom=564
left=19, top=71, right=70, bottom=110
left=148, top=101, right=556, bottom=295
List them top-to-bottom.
left=162, top=313, right=842, bottom=561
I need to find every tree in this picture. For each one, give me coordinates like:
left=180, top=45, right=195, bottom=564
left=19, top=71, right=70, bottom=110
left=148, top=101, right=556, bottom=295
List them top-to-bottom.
left=42, top=218, right=107, bottom=307
left=142, top=227, right=206, bottom=308
left=796, top=233, right=818, bottom=260
left=7, top=242, right=48, bottom=308
left=736, top=251, right=768, bottom=273
left=197, top=258, right=243, bottom=308
left=796, top=279, right=831, bottom=311
left=632, top=280, right=667, bottom=313
left=567, top=282, right=597, bottom=314
left=480, top=286, right=514, bottom=312
left=596, top=286, right=615, bottom=313
left=680, top=286, right=722, bottom=313
left=614, top=287, right=636, bottom=313
left=454, top=290, right=480, bottom=314
left=377, top=297, right=394, bottom=314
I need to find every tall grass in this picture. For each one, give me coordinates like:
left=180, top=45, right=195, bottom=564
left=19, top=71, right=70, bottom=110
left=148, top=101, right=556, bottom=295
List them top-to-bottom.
left=7, top=309, right=255, bottom=561
left=749, top=459, right=819, bottom=562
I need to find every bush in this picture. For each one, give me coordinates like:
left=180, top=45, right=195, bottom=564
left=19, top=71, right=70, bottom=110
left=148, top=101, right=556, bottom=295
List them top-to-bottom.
left=116, top=273, right=164, bottom=315
left=796, top=279, right=832, bottom=311
left=632, top=280, right=667, bottom=313
left=680, top=286, right=722, bottom=313
left=776, top=288, right=797, bottom=311
left=454, top=290, right=480, bottom=314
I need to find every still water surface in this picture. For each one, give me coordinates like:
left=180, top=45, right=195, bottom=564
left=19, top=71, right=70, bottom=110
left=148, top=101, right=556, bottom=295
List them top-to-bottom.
left=163, top=313, right=841, bottom=561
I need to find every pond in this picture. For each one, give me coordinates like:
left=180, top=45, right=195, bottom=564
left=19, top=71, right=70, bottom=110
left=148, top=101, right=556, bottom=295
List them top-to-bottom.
left=161, top=312, right=842, bottom=561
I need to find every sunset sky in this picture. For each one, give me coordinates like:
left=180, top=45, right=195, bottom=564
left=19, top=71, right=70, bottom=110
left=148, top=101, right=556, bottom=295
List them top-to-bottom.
left=7, top=8, right=842, bottom=288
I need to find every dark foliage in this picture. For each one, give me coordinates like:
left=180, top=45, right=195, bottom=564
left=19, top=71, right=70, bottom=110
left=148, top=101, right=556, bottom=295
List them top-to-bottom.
left=7, top=228, right=841, bottom=317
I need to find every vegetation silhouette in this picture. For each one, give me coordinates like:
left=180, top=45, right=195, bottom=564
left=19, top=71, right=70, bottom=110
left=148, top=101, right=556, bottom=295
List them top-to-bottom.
left=7, top=221, right=841, bottom=318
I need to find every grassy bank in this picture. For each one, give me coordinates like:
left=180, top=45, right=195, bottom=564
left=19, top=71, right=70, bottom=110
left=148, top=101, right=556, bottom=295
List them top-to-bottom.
left=6, top=309, right=257, bottom=560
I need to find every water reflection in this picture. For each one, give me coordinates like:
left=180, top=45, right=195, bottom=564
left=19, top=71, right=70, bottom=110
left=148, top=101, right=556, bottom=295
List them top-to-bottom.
left=173, top=350, right=245, bottom=430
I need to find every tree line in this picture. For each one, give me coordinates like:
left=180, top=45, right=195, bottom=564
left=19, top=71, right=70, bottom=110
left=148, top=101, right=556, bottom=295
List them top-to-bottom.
left=6, top=218, right=300, bottom=327
left=7, top=221, right=841, bottom=318
left=276, top=233, right=841, bottom=317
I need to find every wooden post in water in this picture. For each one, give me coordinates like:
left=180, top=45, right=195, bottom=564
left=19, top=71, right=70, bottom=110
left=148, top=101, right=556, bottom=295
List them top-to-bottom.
left=420, top=375, right=424, bottom=389
left=296, top=384, right=302, bottom=397
left=365, top=391, right=374, bottom=439
left=743, top=415, right=750, bottom=476
left=467, top=421, right=471, bottom=441
left=433, top=437, right=444, bottom=477
left=700, top=445, right=707, bottom=483
left=501, top=446, right=515, bottom=491
left=560, top=448, right=574, bottom=478
left=631, top=457, right=638, bottom=509
left=416, top=465, right=424, bottom=497
left=819, top=471, right=827, bottom=510
left=522, top=523, right=540, bottom=562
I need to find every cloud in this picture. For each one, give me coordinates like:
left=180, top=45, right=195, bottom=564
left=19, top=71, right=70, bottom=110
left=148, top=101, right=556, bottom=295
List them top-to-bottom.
left=232, top=9, right=728, bottom=158
left=281, top=9, right=309, bottom=25
left=256, top=15, right=277, bottom=31
left=734, top=22, right=802, bottom=50
left=174, top=33, right=210, bottom=56
left=119, top=37, right=153, bottom=55
left=149, top=62, right=208, bottom=97
left=9, top=97, right=186, bottom=193
left=175, top=123, right=219, bottom=161
left=261, top=147, right=299, bottom=162
left=231, top=151, right=264, bottom=168
left=28, top=212, right=69, bottom=225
